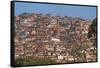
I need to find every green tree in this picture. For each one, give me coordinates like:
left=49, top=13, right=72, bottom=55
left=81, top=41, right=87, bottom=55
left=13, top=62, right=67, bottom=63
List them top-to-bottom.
left=88, top=18, right=97, bottom=38
left=88, top=18, right=97, bottom=47
left=15, top=56, right=56, bottom=66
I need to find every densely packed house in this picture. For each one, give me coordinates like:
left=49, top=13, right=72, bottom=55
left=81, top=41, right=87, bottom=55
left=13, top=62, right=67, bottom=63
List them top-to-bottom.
left=15, top=13, right=96, bottom=63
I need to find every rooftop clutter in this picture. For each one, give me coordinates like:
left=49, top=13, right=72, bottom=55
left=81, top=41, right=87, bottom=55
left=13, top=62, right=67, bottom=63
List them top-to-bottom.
left=15, top=12, right=96, bottom=64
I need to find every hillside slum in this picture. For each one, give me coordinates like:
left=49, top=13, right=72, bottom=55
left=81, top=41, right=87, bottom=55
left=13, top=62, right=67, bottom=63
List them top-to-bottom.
left=15, top=13, right=97, bottom=63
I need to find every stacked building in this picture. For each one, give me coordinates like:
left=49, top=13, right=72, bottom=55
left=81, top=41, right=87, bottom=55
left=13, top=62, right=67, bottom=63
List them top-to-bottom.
left=15, top=13, right=97, bottom=63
